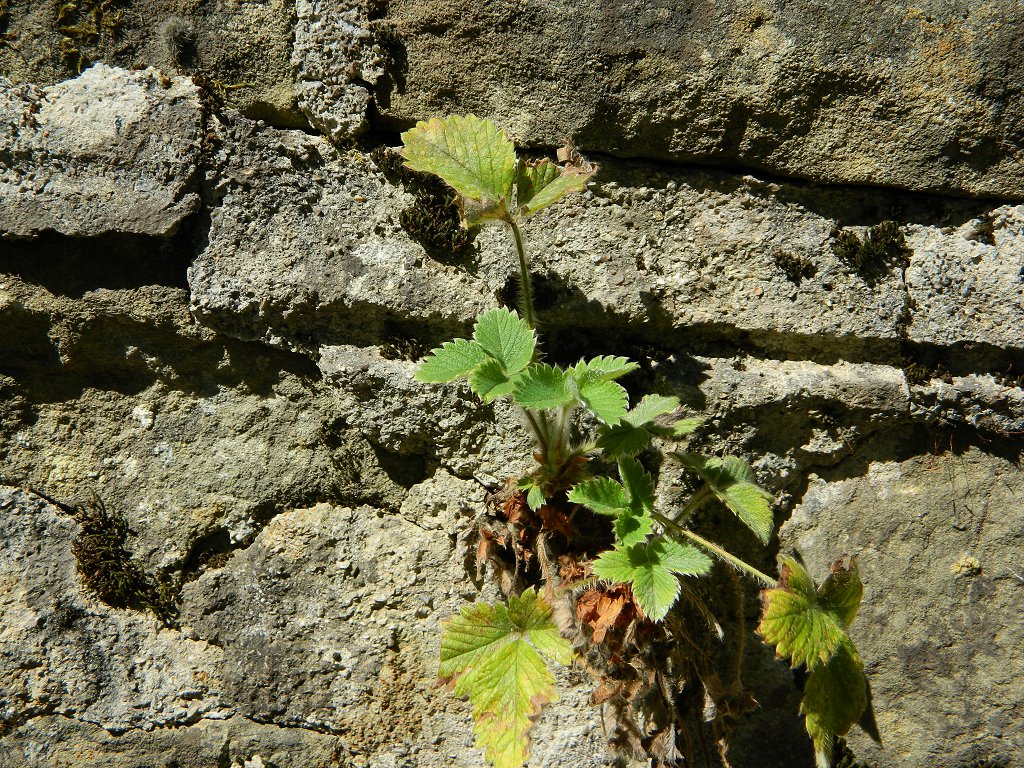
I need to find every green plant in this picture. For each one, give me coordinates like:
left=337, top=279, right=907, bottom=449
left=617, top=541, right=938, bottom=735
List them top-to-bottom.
left=402, top=115, right=868, bottom=768
left=758, top=557, right=868, bottom=768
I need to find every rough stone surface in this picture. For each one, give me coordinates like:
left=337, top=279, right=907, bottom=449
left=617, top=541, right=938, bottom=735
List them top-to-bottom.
left=0, top=0, right=304, bottom=128
left=292, top=0, right=384, bottom=140
left=379, top=0, right=1024, bottom=198
left=2, top=31, right=1024, bottom=768
left=0, top=65, right=202, bottom=238
left=192, top=115, right=1018, bottom=370
left=189, top=119, right=494, bottom=352
left=905, top=204, right=1024, bottom=350
left=781, top=440, right=1024, bottom=768
left=0, top=481, right=614, bottom=768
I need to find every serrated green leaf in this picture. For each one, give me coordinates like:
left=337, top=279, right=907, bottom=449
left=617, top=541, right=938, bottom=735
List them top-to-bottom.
left=401, top=115, right=516, bottom=205
left=516, top=158, right=590, bottom=216
left=474, top=308, right=535, bottom=376
left=415, top=338, right=488, bottom=383
left=572, top=355, right=639, bottom=382
left=470, top=358, right=516, bottom=402
left=512, top=364, right=572, bottom=410
left=575, top=378, right=628, bottom=425
left=623, top=394, right=680, bottom=427
left=672, top=417, right=702, bottom=437
left=596, top=423, right=652, bottom=457
left=670, top=453, right=774, bottom=543
left=617, top=457, right=655, bottom=512
left=567, top=477, right=628, bottom=516
left=526, top=484, right=546, bottom=512
left=614, top=511, right=653, bottom=548
left=592, top=538, right=712, bottom=621
left=757, top=557, right=847, bottom=670
left=816, top=558, right=863, bottom=628
left=440, top=588, right=573, bottom=768
left=802, top=640, right=867, bottom=768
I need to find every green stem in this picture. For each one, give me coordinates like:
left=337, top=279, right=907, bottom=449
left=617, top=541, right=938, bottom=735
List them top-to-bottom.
left=507, top=218, right=536, bottom=330
left=553, top=403, right=575, bottom=458
left=524, top=409, right=549, bottom=455
left=674, top=485, right=714, bottom=523
left=653, top=512, right=776, bottom=587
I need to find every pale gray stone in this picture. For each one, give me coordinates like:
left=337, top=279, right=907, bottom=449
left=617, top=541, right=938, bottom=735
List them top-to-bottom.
left=292, top=0, right=384, bottom=140
left=378, top=0, right=1024, bottom=198
left=0, top=66, right=202, bottom=238
left=780, top=443, right=1024, bottom=768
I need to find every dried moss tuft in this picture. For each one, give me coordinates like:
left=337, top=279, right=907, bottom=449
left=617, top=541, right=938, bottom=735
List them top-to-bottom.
left=56, top=0, right=127, bottom=73
left=371, top=146, right=472, bottom=260
left=832, top=220, right=911, bottom=284
left=773, top=251, right=817, bottom=285
left=70, top=494, right=177, bottom=626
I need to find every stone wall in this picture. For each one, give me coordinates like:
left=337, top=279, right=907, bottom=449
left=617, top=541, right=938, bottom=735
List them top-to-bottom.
left=1, top=2, right=1022, bottom=767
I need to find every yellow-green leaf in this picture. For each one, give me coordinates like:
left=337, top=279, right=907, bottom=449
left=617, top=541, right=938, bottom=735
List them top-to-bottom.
left=401, top=115, right=516, bottom=206
left=516, top=158, right=591, bottom=216
left=757, top=557, right=846, bottom=670
left=440, top=589, right=573, bottom=768
left=802, top=640, right=868, bottom=768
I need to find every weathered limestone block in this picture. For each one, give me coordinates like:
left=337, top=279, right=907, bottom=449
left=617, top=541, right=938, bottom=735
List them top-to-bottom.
left=0, top=0, right=303, bottom=128
left=293, top=0, right=385, bottom=140
left=379, top=1, right=1024, bottom=198
left=0, top=66, right=202, bottom=238
left=189, top=120, right=494, bottom=351
left=906, top=205, right=1024, bottom=350
left=0, top=275, right=410, bottom=569
left=318, top=344, right=534, bottom=483
left=780, top=443, right=1024, bottom=768
left=175, top=476, right=611, bottom=767
left=0, top=489, right=228, bottom=734
left=1, top=715, right=343, bottom=768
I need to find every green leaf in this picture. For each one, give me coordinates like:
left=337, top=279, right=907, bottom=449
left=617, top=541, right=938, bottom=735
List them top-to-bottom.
left=401, top=115, right=516, bottom=205
left=516, top=158, right=590, bottom=216
left=474, top=308, right=535, bottom=376
left=415, top=338, right=488, bottom=383
left=572, top=356, right=639, bottom=382
left=470, top=358, right=516, bottom=402
left=512, top=364, right=572, bottom=410
left=575, top=378, right=628, bottom=425
left=623, top=394, right=680, bottom=427
left=671, top=417, right=702, bottom=437
left=596, top=423, right=652, bottom=457
left=671, top=453, right=774, bottom=544
left=618, top=457, right=655, bottom=512
left=567, top=477, right=629, bottom=517
left=526, top=484, right=546, bottom=512
left=614, top=511, right=653, bottom=548
left=592, top=538, right=713, bottom=621
left=757, top=557, right=848, bottom=670
left=817, top=558, right=864, bottom=629
left=759, top=559, right=868, bottom=766
left=440, top=588, right=573, bottom=768
left=802, top=640, right=867, bottom=768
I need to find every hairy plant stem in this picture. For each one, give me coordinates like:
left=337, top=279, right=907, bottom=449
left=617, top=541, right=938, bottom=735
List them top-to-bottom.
left=506, top=218, right=535, bottom=330
left=524, top=410, right=549, bottom=455
left=673, top=485, right=714, bottom=524
left=653, top=512, right=776, bottom=587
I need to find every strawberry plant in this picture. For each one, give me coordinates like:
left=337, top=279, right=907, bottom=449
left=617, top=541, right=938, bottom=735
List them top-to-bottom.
left=399, top=115, right=871, bottom=768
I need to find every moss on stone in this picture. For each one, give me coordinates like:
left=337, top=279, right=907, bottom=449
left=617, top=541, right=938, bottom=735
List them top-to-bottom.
left=56, top=0, right=127, bottom=73
left=371, top=146, right=472, bottom=260
left=832, top=220, right=912, bottom=283
left=773, top=250, right=817, bottom=285
left=70, top=494, right=177, bottom=627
